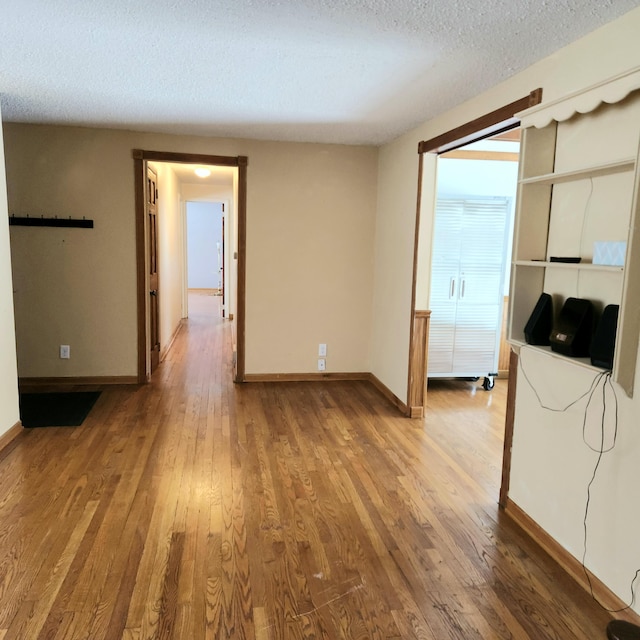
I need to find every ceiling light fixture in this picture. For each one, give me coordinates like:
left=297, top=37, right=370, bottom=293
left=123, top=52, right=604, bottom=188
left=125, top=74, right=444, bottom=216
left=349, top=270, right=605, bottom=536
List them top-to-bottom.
left=194, top=168, right=211, bottom=178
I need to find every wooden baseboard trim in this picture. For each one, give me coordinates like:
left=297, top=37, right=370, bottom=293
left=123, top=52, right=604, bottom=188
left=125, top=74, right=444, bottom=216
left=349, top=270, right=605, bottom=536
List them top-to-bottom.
left=161, top=320, right=185, bottom=362
left=243, top=372, right=369, bottom=383
left=368, top=373, right=410, bottom=416
left=19, top=376, right=139, bottom=388
left=409, top=406, right=424, bottom=418
left=0, top=421, right=23, bottom=454
left=504, top=498, right=640, bottom=624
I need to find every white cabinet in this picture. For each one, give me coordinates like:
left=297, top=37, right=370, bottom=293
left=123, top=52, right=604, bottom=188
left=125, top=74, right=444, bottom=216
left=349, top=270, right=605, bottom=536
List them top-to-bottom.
left=508, top=70, right=640, bottom=397
left=428, top=197, right=511, bottom=383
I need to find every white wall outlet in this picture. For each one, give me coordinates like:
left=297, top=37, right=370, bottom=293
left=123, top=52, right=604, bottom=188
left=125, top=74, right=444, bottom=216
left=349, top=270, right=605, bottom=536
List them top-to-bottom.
left=318, top=343, right=327, bottom=357
left=60, top=345, right=70, bottom=359
left=317, top=358, right=326, bottom=371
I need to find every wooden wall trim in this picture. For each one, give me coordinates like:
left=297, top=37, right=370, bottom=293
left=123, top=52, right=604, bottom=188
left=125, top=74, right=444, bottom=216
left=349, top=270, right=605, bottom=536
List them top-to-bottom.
left=418, top=88, right=543, bottom=154
left=132, top=149, right=247, bottom=386
left=132, top=150, right=242, bottom=166
left=406, top=153, right=425, bottom=413
left=134, top=155, right=147, bottom=383
left=235, top=157, right=248, bottom=382
left=498, top=295, right=511, bottom=376
left=408, top=310, right=431, bottom=419
left=161, top=320, right=185, bottom=362
left=499, top=348, right=518, bottom=508
left=244, top=372, right=369, bottom=383
left=368, top=373, right=410, bottom=416
left=19, top=376, right=139, bottom=387
left=0, top=421, right=23, bottom=454
left=504, top=499, right=640, bottom=625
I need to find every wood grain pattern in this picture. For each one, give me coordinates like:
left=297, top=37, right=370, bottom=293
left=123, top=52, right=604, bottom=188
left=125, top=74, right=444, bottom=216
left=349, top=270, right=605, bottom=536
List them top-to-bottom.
left=418, top=89, right=543, bottom=154
left=407, top=152, right=425, bottom=420
left=0, top=294, right=627, bottom=638
left=498, top=295, right=511, bottom=375
left=408, top=310, right=431, bottom=418
left=499, top=348, right=518, bottom=509
left=18, top=376, right=139, bottom=388
left=0, top=422, right=23, bottom=455
left=504, top=499, right=640, bottom=626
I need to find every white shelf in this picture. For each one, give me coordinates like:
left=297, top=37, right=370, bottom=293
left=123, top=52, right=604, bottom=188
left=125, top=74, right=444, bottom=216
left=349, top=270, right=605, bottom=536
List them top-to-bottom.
left=520, top=158, right=635, bottom=185
left=514, top=260, right=624, bottom=272
left=509, top=341, right=609, bottom=374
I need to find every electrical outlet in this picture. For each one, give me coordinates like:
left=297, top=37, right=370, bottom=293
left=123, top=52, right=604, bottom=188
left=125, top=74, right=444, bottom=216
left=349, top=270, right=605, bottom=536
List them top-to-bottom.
left=318, top=343, right=327, bottom=357
left=60, top=345, right=70, bottom=359
left=317, top=358, right=326, bottom=371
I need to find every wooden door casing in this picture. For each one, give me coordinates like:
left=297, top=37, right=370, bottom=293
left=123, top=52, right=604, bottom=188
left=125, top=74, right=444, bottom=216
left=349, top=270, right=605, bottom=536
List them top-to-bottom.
left=147, top=166, right=160, bottom=372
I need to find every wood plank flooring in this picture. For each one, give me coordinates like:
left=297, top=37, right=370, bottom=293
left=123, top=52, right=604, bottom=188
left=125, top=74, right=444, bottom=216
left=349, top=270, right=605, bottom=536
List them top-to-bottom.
left=1, top=294, right=614, bottom=639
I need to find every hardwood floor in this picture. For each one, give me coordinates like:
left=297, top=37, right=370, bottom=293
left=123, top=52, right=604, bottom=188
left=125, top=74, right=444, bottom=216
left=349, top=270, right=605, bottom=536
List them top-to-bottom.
left=2, top=295, right=613, bottom=639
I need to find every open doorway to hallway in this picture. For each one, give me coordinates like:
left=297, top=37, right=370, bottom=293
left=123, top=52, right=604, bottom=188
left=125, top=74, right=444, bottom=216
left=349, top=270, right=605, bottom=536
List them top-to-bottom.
left=133, top=150, right=247, bottom=384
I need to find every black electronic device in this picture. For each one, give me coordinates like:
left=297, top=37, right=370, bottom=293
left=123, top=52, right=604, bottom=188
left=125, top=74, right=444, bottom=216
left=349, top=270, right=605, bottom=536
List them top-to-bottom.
left=549, top=256, right=582, bottom=263
left=524, top=293, right=553, bottom=345
left=549, top=297, right=594, bottom=357
left=590, top=304, right=619, bottom=369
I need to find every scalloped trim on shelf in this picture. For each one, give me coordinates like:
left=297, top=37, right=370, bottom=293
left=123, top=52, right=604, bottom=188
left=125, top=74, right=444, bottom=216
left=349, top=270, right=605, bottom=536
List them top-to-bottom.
left=516, top=66, right=640, bottom=129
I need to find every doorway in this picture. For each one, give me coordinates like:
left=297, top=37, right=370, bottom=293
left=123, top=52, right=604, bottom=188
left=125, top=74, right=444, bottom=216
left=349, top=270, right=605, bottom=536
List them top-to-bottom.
left=409, top=89, right=542, bottom=506
left=428, top=130, right=520, bottom=389
left=133, top=150, right=248, bottom=384
left=185, top=200, right=225, bottom=314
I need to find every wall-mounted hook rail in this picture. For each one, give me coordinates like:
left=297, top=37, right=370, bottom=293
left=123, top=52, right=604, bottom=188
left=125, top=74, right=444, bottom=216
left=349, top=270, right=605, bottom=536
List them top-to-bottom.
left=8, top=215, right=94, bottom=228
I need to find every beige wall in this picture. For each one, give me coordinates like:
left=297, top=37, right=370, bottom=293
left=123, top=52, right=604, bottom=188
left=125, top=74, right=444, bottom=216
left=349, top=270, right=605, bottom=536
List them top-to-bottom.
left=373, top=6, right=640, bottom=612
left=0, top=105, right=20, bottom=436
left=3, top=126, right=377, bottom=378
left=7, top=127, right=139, bottom=378
left=245, top=143, right=376, bottom=373
left=152, top=163, right=184, bottom=354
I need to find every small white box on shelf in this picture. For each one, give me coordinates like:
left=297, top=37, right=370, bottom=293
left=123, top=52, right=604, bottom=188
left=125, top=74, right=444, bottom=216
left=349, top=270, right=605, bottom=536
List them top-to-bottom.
left=593, top=241, right=626, bottom=266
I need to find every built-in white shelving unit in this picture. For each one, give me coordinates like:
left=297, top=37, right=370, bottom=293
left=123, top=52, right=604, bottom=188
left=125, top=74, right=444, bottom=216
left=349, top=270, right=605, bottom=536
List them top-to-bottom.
left=508, top=68, right=640, bottom=397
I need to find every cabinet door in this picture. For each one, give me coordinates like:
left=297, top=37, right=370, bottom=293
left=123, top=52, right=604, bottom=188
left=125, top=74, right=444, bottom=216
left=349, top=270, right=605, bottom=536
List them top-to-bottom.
left=454, top=199, right=510, bottom=373
left=458, top=199, right=509, bottom=303
left=428, top=200, right=463, bottom=374
left=452, top=302, right=503, bottom=373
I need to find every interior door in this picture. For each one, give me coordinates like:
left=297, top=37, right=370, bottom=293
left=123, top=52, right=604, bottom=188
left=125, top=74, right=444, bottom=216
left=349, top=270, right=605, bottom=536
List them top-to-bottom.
left=146, top=165, right=160, bottom=372
left=428, top=199, right=463, bottom=373
left=452, top=199, right=509, bottom=373
left=221, top=215, right=225, bottom=317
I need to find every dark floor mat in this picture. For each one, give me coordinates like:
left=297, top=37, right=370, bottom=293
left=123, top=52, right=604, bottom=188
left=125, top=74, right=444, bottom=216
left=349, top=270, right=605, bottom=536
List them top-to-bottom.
left=19, top=391, right=101, bottom=427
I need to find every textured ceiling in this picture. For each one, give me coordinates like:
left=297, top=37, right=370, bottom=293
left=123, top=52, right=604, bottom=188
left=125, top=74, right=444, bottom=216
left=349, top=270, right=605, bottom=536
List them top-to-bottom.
left=1, top=0, right=639, bottom=145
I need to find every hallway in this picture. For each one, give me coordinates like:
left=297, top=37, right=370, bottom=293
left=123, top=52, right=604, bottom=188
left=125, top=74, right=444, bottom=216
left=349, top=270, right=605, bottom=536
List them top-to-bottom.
left=0, top=299, right=613, bottom=639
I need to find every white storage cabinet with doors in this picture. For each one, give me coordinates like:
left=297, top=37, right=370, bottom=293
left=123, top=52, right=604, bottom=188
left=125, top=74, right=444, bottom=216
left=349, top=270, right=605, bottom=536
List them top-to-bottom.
left=428, top=197, right=511, bottom=390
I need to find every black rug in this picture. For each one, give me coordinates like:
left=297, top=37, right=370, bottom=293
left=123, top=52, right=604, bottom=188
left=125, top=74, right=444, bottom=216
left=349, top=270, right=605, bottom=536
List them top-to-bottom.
left=19, top=391, right=101, bottom=428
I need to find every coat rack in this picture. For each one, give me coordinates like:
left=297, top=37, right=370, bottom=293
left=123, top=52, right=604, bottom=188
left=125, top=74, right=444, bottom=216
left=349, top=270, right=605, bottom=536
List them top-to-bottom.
left=9, top=215, right=94, bottom=228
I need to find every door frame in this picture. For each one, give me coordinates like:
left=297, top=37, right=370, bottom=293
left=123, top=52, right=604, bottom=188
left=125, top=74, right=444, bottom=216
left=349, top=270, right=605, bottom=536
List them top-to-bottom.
left=409, top=89, right=542, bottom=505
left=133, top=150, right=248, bottom=383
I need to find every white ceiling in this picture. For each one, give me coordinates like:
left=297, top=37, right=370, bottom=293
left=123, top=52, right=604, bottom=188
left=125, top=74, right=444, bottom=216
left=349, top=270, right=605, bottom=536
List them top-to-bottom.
left=1, top=0, right=638, bottom=146
left=162, top=163, right=235, bottom=187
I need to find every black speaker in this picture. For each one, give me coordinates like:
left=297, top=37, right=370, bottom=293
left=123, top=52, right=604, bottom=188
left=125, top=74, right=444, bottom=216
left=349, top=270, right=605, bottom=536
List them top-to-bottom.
left=524, top=293, right=553, bottom=345
left=550, top=297, right=594, bottom=357
left=590, top=304, right=619, bottom=369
